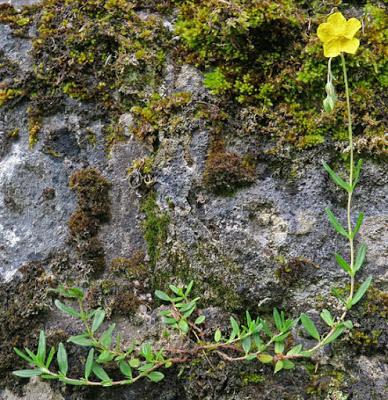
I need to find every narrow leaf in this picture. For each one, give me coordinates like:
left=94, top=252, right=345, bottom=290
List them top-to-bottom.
left=352, top=159, right=363, bottom=190
left=323, top=162, right=351, bottom=192
left=325, top=208, right=349, bottom=238
left=352, top=212, right=364, bottom=239
left=354, top=245, right=367, bottom=273
left=335, top=253, right=352, bottom=275
left=351, top=276, right=372, bottom=306
left=185, top=281, right=194, bottom=296
left=155, top=290, right=170, bottom=302
left=54, top=300, right=80, bottom=318
left=273, top=308, right=282, bottom=331
left=92, top=309, right=105, bottom=333
left=320, top=309, right=334, bottom=327
left=300, top=313, right=320, bottom=341
left=195, top=315, right=206, bottom=325
left=230, top=317, right=240, bottom=336
left=100, top=324, right=116, bottom=348
left=322, top=325, right=345, bottom=345
left=37, top=330, right=46, bottom=364
left=68, top=335, right=94, bottom=347
left=241, top=336, right=251, bottom=354
left=275, top=341, right=284, bottom=354
left=57, top=343, right=68, bottom=376
left=287, top=344, right=303, bottom=356
left=45, top=346, right=56, bottom=369
left=13, top=348, right=33, bottom=364
left=85, top=349, right=94, bottom=380
left=92, top=363, right=111, bottom=382
left=13, top=369, right=42, bottom=378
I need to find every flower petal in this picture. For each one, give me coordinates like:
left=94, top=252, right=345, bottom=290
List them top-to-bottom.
left=327, top=12, right=346, bottom=25
left=344, top=18, right=361, bottom=39
left=317, top=22, right=335, bottom=43
left=340, top=37, right=360, bottom=54
left=323, top=40, right=341, bottom=58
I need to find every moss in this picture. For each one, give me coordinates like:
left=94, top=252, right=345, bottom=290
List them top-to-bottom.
left=0, top=4, right=36, bottom=37
left=0, top=88, right=23, bottom=107
left=131, top=92, right=192, bottom=144
left=27, top=106, right=42, bottom=148
left=203, top=138, right=256, bottom=195
left=69, top=168, right=111, bottom=274
left=140, top=191, right=170, bottom=270
left=110, top=251, right=147, bottom=279
left=275, top=257, right=306, bottom=286
left=0, top=263, right=53, bottom=387
left=307, top=368, right=347, bottom=397
left=241, top=373, right=265, bottom=385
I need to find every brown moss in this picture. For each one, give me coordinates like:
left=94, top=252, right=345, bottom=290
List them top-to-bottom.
left=203, top=138, right=256, bottom=195
left=68, top=168, right=111, bottom=274
left=111, top=251, right=147, bottom=279
left=0, top=263, right=54, bottom=387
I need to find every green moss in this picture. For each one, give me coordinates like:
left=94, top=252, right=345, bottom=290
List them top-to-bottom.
left=0, top=3, right=36, bottom=37
left=0, top=88, right=23, bottom=107
left=131, top=92, right=192, bottom=144
left=140, top=191, right=170, bottom=270
left=110, top=251, right=147, bottom=279
left=241, top=373, right=265, bottom=385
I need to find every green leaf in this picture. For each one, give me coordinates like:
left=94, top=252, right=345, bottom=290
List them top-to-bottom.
left=352, top=159, right=363, bottom=190
left=323, top=162, right=351, bottom=192
left=325, top=208, right=349, bottom=238
left=351, top=212, right=364, bottom=239
left=354, top=244, right=367, bottom=273
left=335, top=253, right=352, bottom=275
left=351, top=276, right=372, bottom=306
left=185, top=281, right=194, bottom=296
left=169, top=285, right=183, bottom=296
left=66, top=287, right=84, bottom=300
left=155, top=290, right=170, bottom=302
left=54, top=300, right=80, bottom=318
left=273, top=308, right=282, bottom=331
left=92, top=309, right=105, bottom=333
left=320, top=309, right=334, bottom=327
left=300, top=313, right=320, bottom=341
left=195, top=315, right=206, bottom=325
left=230, top=317, right=240, bottom=337
left=178, top=319, right=189, bottom=334
left=343, top=320, right=353, bottom=329
left=100, top=324, right=116, bottom=348
left=322, top=325, right=345, bottom=345
left=214, top=329, right=222, bottom=343
left=37, top=330, right=46, bottom=364
left=68, top=335, right=94, bottom=347
left=241, top=336, right=251, bottom=354
left=274, top=341, right=284, bottom=354
left=57, top=343, right=68, bottom=376
left=140, top=343, right=153, bottom=362
left=287, top=344, right=303, bottom=356
left=45, top=346, right=56, bottom=369
left=14, top=348, right=33, bottom=364
left=85, top=349, right=94, bottom=380
left=97, top=351, right=115, bottom=363
left=258, top=353, right=273, bottom=363
left=129, top=358, right=140, bottom=368
left=274, top=360, right=284, bottom=373
left=282, top=360, right=295, bottom=370
left=119, top=361, right=132, bottom=379
left=92, top=363, right=111, bottom=382
left=13, top=369, right=42, bottom=378
left=148, top=371, right=165, bottom=383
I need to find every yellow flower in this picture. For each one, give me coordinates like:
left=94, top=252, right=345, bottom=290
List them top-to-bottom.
left=317, top=12, right=361, bottom=57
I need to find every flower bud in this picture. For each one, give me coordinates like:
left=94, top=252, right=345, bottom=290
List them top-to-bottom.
left=325, top=82, right=336, bottom=97
left=323, top=96, right=335, bottom=112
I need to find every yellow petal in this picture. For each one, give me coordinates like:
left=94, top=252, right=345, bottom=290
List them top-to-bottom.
left=327, top=12, right=346, bottom=25
left=344, top=18, right=361, bottom=39
left=317, top=22, right=335, bottom=43
left=339, top=37, right=360, bottom=54
left=323, top=40, right=341, bottom=58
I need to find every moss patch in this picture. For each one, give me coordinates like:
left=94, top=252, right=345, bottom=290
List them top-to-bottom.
left=68, top=168, right=111, bottom=274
